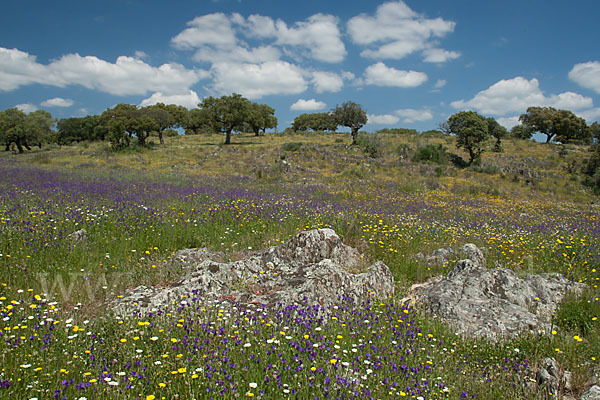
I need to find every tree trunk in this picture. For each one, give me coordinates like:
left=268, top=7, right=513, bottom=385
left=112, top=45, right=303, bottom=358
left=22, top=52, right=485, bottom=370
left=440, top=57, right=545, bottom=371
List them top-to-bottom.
left=225, top=128, right=232, bottom=145
left=254, top=128, right=260, bottom=137
left=351, top=129, right=358, bottom=145
left=159, top=130, right=164, bottom=145
left=15, top=139, right=24, bottom=154
left=24, top=141, right=32, bottom=151
left=4, top=142, right=9, bottom=151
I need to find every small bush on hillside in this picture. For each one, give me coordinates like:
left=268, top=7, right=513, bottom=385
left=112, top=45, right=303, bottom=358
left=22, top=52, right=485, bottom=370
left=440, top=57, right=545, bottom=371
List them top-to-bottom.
left=356, top=134, right=384, bottom=158
left=282, top=142, right=303, bottom=152
left=395, top=143, right=412, bottom=159
left=412, top=144, right=448, bottom=164
left=582, top=144, right=600, bottom=194
left=449, top=153, right=469, bottom=169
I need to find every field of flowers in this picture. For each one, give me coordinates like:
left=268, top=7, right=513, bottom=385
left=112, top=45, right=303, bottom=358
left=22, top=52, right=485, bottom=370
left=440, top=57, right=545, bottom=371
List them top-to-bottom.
left=0, top=148, right=598, bottom=399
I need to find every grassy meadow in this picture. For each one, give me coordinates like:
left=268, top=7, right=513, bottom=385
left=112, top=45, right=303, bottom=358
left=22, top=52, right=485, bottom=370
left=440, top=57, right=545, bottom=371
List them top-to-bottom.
left=0, top=130, right=598, bottom=399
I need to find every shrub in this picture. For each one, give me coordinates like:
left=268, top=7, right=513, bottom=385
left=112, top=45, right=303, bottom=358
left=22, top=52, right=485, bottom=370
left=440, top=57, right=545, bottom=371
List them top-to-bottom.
left=356, top=134, right=384, bottom=158
left=282, top=142, right=303, bottom=152
left=412, top=144, right=448, bottom=164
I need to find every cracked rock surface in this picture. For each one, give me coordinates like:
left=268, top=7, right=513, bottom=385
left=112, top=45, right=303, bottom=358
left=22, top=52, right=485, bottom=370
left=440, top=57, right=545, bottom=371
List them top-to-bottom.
left=112, top=229, right=394, bottom=316
left=408, top=244, right=587, bottom=340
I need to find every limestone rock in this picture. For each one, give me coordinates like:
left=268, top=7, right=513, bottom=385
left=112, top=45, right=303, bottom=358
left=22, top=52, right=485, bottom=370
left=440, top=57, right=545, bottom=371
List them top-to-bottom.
left=68, top=229, right=87, bottom=242
left=112, top=229, right=394, bottom=315
left=408, top=244, right=586, bottom=340
left=416, top=247, right=455, bottom=265
left=170, top=248, right=224, bottom=269
left=581, top=386, right=600, bottom=400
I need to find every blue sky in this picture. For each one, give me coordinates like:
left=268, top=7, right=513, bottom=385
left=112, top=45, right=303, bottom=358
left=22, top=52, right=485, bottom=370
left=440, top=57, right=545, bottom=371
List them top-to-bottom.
left=1, top=0, right=599, bottom=132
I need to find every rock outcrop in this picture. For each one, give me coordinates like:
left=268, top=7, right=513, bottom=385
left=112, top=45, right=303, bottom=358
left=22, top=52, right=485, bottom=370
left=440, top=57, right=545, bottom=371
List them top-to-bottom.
left=112, top=229, right=394, bottom=315
left=408, top=244, right=587, bottom=340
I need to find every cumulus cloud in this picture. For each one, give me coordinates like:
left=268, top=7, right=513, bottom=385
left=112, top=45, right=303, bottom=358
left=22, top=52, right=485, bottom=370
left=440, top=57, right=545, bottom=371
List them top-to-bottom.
left=348, top=1, right=458, bottom=62
left=174, top=12, right=345, bottom=64
left=171, top=13, right=237, bottom=49
left=270, top=14, right=346, bottom=63
left=192, top=45, right=280, bottom=64
left=0, top=47, right=209, bottom=96
left=422, top=48, right=461, bottom=63
left=211, top=61, right=307, bottom=99
left=569, top=61, right=600, bottom=94
left=364, top=62, right=427, bottom=87
left=311, top=71, right=344, bottom=93
left=451, top=76, right=593, bottom=115
left=433, top=79, right=447, bottom=89
left=140, top=90, right=201, bottom=109
left=41, top=97, right=74, bottom=107
left=290, top=99, right=326, bottom=111
left=15, top=103, right=38, bottom=113
left=395, top=108, right=433, bottom=123
left=578, top=108, right=600, bottom=122
left=367, top=114, right=400, bottom=124
left=497, top=116, right=520, bottom=129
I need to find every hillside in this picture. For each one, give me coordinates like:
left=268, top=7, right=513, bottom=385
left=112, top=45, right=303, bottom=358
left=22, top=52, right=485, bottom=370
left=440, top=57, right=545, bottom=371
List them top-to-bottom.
left=0, top=131, right=598, bottom=399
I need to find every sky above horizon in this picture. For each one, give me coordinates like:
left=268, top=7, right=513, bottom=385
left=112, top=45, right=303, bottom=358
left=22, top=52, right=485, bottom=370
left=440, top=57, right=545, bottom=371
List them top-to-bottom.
left=1, top=0, right=599, bottom=132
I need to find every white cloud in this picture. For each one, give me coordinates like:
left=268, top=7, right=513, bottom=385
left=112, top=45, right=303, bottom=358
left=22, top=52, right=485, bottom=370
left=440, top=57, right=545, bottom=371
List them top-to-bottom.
left=348, top=1, right=457, bottom=61
left=175, top=12, right=345, bottom=63
left=171, top=13, right=237, bottom=49
left=269, top=14, right=346, bottom=63
left=191, top=45, right=280, bottom=64
left=0, top=47, right=209, bottom=96
left=0, top=47, right=53, bottom=91
left=423, top=48, right=461, bottom=63
left=134, top=51, right=148, bottom=60
left=211, top=61, right=307, bottom=99
left=569, top=61, right=600, bottom=94
left=364, top=62, right=427, bottom=87
left=311, top=71, right=344, bottom=93
left=451, top=76, right=594, bottom=115
left=433, top=79, right=447, bottom=89
left=140, top=90, right=201, bottom=109
left=41, top=97, right=74, bottom=107
left=290, top=99, right=326, bottom=111
left=15, top=103, right=37, bottom=113
left=579, top=107, right=600, bottom=122
left=395, top=108, right=433, bottom=123
left=367, top=114, right=400, bottom=124
left=497, top=116, right=520, bottom=129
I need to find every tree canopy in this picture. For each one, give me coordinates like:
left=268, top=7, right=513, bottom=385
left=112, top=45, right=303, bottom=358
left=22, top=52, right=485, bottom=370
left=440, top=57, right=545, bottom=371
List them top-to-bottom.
left=199, top=93, right=252, bottom=144
left=331, top=101, right=367, bottom=145
left=519, top=106, right=589, bottom=144
left=0, top=108, right=54, bottom=153
left=447, top=111, right=489, bottom=165
left=292, top=112, right=337, bottom=133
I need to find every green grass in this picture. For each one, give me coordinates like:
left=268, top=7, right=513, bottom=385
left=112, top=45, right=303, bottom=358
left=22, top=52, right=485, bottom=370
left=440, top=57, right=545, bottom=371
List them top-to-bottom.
left=0, top=131, right=598, bottom=399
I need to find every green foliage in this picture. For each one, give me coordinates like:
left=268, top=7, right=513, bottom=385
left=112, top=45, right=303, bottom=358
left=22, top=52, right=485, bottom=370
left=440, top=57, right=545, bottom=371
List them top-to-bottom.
left=199, top=93, right=252, bottom=144
left=331, top=101, right=368, bottom=145
left=246, top=103, right=277, bottom=136
left=520, top=106, right=589, bottom=144
left=0, top=107, right=54, bottom=153
left=448, top=110, right=489, bottom=165
left=292, top=112, right=336, bottom=132
left=57, top=115, right=102, bottom=145
left=510, top=124, right=534, bottom=140
left=376, top=128, right=418, bottom=135
left=356, top=133, right=383, bottom=158
left=281, top=142, right=303, bottom=152
left=395, top=143, right=412, bottom=159
left=412, top=144, right=449, bottom=164
left=582, top=144, right=600, bottom=194
left=554, top=293, right=600, bottom=336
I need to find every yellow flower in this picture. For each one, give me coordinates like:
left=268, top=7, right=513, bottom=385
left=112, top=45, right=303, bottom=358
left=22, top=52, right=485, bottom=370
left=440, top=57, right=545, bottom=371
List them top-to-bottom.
left=330, top=359, right=337, bottom=365
left=158, top=383, right=166, bottom=388
left=146, top=396, right=156, bottom=400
